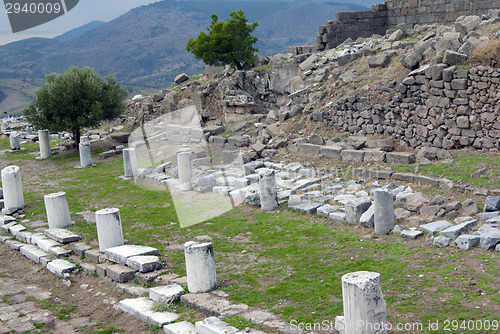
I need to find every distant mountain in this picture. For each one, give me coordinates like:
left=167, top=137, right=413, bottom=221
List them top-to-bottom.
left=0, top=0, right=365, bottom=114
left=54, top=21, right=106, bottom=41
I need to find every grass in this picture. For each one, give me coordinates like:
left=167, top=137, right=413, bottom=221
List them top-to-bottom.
left=1, top=137, right=499, bottom=333
left=392, top=151, right=500, bottom=189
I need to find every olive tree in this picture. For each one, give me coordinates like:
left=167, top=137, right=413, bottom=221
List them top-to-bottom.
left=24, top=66, right=128, bottom=145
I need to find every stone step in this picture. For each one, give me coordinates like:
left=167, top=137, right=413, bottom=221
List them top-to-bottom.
left=0, top=215, right=16, bottom=225
left=44, top=228, right=82, bottom=244
left=31, top=233, right=62, bottom=253
left=19, top=244, right=50, bottom=264
left=104, top=244, right=159, bottom=265
left=126, top=255, right=162, bottom=273
left=46, top=259, right=75, bottom=278
left=149, top=284, right=184, bottom=305
left=180, top=292, right=249, bottom=318
left=119, top=297, right=179, bottom=326
left=195, top=316, right=238, bottom=334
left=163, top=321, right=197, bottom=334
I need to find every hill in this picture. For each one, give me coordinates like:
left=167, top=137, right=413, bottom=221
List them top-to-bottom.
left=0, top=0, right=359, bottom=115
left=54, top=21, right=106, bottom=41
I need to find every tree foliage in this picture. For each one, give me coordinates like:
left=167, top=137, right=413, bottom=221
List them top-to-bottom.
left=186, top=9, right=258, bottom=70
left=24, top=66, right=128, bottom=145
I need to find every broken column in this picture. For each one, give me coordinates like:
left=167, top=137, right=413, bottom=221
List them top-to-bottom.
left=38, top=130, right=51, bottom=159
left=9, top=132, right=20, bottom=150
left=79, top=136, right=92, bottom=167
left=123, top=148, right=138, bottom=178
left=177, top=150, right=193, bottom=191
left=1, top=166, right=24, bottom=214
left=259, top=169, right=278, bottom=211
left=374, top=190, right=394, bottom=235
left=44, top=192, right=72, bottom=229
left=95, top=208, right=124, bottom=252
left=184, top=241, right=217, bottom=293
left=342, top=271, right=387, bottom=334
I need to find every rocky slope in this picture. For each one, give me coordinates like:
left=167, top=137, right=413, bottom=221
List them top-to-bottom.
left=116, top=13, right=500, bottom=160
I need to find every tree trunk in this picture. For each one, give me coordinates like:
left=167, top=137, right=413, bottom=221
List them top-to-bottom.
left=73, top=128, right=81, bottom=146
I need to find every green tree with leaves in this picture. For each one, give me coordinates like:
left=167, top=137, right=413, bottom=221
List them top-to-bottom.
left=186, top=9, right=258, bottom=70
left=24, top=66, right=128, bottom=145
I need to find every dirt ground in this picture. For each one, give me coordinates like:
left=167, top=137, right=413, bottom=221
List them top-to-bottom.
left=0, top=242, right=151, bottom=333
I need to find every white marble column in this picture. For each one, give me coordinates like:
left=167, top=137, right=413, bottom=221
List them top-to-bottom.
left=38, top=130, right=51, bottom=159
left=9, top=132, right=20, bottom=150
left=79, top=136, right=92, bottom=167
left=123, top=148, right=138, bottom=178
left=177, top=150, right=193, bottom=191
left=1, top=166, right=24, bottom=214
left=259, top=169, right=278, bottom=211
left=374, top=190, right=394, bottom=235
left=44, top=192, right=72, bottom=229
left=95, top=208, right=124, bottom=252
left=184, top=241, right=217, bottom=293
left=342, top=271, right=387, bottom=334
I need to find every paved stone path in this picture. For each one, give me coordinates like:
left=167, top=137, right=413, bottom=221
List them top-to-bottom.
left=0, top=276, right=75, bottom=333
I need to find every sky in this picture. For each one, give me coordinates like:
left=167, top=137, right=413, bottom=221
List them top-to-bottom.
left=0, top=0, right=162, bottom=45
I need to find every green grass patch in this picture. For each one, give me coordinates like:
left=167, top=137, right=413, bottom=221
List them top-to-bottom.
left=4, top=146, right=499, bottom=330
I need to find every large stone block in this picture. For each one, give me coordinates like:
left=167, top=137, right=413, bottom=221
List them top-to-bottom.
left=298, top=143, right=321, bottom=155
left=340, top=150, right=365, bottom=162
left=386, top=152, right=415, bottom=164
left=345, top=198, right=372, bottom=225
left=105, top=245, right=159, bottom=265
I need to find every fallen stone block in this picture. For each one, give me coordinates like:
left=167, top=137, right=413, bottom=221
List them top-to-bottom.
left=484, top=196, right=500, bottom=212
left=345, top=198, right=372, bottom=225
left=288, top=201, right=322, bottom=214
left=316, top=204, right=339, bottom=218
left=359, top=204, right=375, bottom=227
left=477, top=211, right=499, bottom=221
left=329, top=212, right=346, bottom=223
left=420, top=220, right=453, bottom=234
left=439, top=220, right=478, bottom=239
left=44, top=228, right=82, bottom=244
left=479, top=229, right=500, bottom=250
left=401, top=230, right=423, bottom=239
left=455, top=234, right=480, bottom=250
left=433, top=236, right=450, bottom=247
left=19, top=245, right=50, bottom=263
left=105, top=245, right=159, bottom=265
left=126, top=255, right=162, bottom=273
left=46, top=259, right=75, bottom=278
left=106, top=264, right=137, bottom=283
left=149, top=284, right=184, bottom=305
left=119, top=297, right=179, bottom=326
left=195, top=316, right=239, bottom=334
left=164, top=321, right=197, bottom=334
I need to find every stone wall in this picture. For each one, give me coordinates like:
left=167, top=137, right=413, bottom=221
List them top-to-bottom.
left=313, top=0, right=500, bottom=52
left=325, top=65, right=500, bottom=151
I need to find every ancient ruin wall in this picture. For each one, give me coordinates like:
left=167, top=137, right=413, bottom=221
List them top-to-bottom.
left=314, top=0, right=500, bottom=51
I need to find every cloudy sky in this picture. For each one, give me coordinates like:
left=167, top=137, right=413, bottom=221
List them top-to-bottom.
left=0, top=0, right=161, bottom=45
